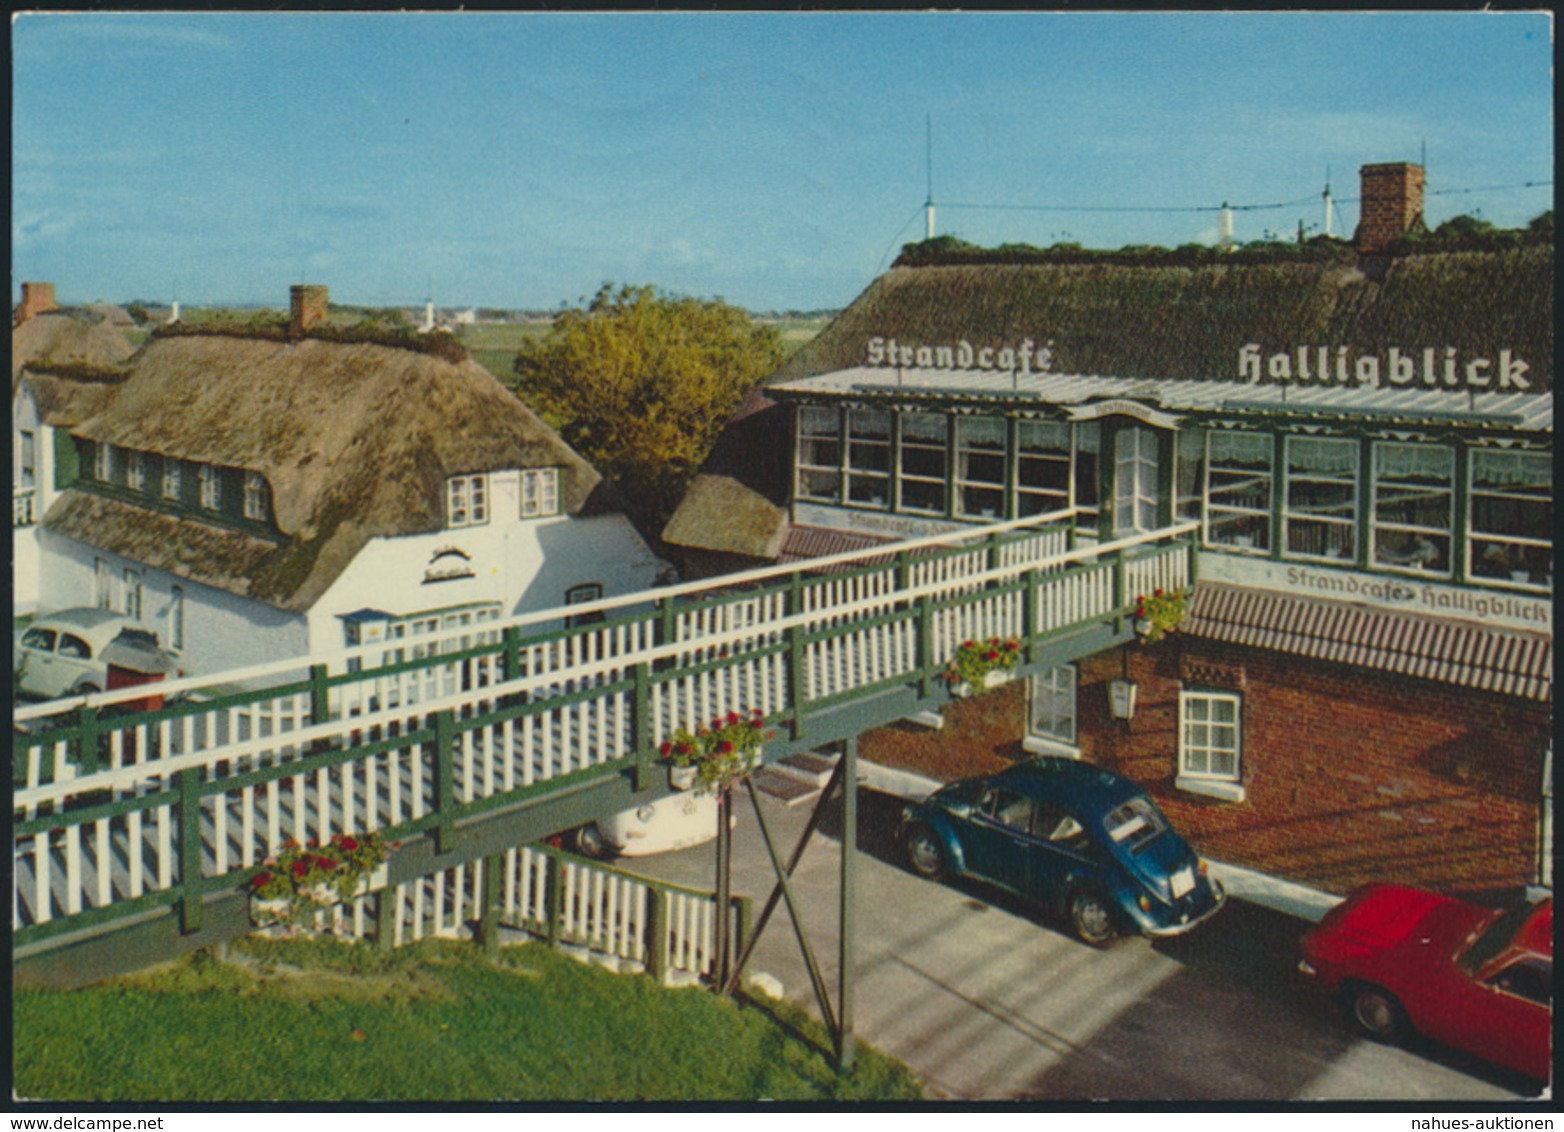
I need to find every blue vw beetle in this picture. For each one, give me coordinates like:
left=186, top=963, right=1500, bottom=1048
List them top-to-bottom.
left=900, top=757, right=1225, bottom=946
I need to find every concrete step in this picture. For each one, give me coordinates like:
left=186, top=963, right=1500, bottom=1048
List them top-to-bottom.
left=772, top=750, right=839, bottom=788
left=753, top=767, right=824, bottom=807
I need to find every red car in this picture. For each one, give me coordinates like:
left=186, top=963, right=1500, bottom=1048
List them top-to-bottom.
left=1299, top=885, right=1552, bottom=1082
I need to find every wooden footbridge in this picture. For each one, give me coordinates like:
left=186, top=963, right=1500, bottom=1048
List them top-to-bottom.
left=13, top=509, right=1195, bottom=992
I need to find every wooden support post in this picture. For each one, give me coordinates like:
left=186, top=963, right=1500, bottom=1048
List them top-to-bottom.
left=1021, top=567, right=1038, bottom=664
left=786, top=572, right=807, bottom=742
left=916, top=593, right=935, bottom=697
left=501, top=625, right=522, bottom=683
left=631, top=662, right=652, bottom=791
left=75, top=705, right=101, bottom=776
left=435, top=710, right=456, bottom=855
left=837, top=736, right=858, bottom=1073
left=177, top=768, right=204, bottom=935
left=715, top=786, right=733, bottom=991
left=478, top=852, right=503, bottom=956
left=544, top=852, right=563, bottom=949
left=374, top=888, right=397, bottom=950
left=647, top=888, right=669, bottom=985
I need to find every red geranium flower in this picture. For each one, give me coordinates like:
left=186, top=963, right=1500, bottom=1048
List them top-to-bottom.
left=726, top=711, right=741, bottom=726
left=718, top=740, right=734, bottom=755
left=660, top=741, right=672, bottom=757
left=339, top=836, right=358, bottom=853
left=292, top=860, right=309, bottom=878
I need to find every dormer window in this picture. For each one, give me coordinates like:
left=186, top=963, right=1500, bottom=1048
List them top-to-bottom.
left=93, top=441, right=115, bottom=483
left=126, top=450, right=146, bottom=492
left=162, top=459, right=183, bottom=501
left=199, top=463, right=222, bottom=510
left=520, top=468, right=560, bottom=518
left=243, top=470, right=271, bottom=521
left=447, top=474, right=489, bottom=528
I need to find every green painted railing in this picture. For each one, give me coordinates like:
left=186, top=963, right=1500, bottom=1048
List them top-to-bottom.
left=12, top=511, right=1196, bottom=949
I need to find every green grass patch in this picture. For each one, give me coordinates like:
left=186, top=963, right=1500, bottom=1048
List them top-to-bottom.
left=14, top=937, right=923, bottom=1103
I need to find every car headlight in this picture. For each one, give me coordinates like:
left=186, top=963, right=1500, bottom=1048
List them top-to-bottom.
left=636, top=805, right=655, bottom=823
left=1137, top=894, right=1152, bottom=912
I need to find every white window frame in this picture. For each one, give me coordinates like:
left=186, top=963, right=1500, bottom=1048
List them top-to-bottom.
left=795, top=405, right=843, bottom=504
left=844, top=408, right=892, bottom=510
left=896, top=411, right=948, bottom=516
left=955, top=416, right=1006, bottom=520
left=1015, top=420, right=1072, bottom=519
left=19, top=430, right=37, bottom=487
left=1205, top=431, right=1272, bottom=553
left=1284, top=436, right=1359, bottom=563
left=93, top=441, right=115, bottom=483
left=1371, top=442, right=1454, bottom=577
left=125, top=449, right=146, bottom=492
left=1467, top=449, right=1551, bottom=592
left=162, top=458, right=183, bottom=502
left=198, top=463, right=222, bottom=510
left=519, top=468, right=559, bottom=519
left=243, top=470, right=270, bottom=521
left=447, top=473, right=490, bottom=528
left=95, top=558, right=113, bottom=610
left=123, top=568, right=142, bottom=621
left=168, top=585, right=185, bottom=651
left=1024, top=666, right=1079, bottom=756
left=1177, top=689, right=1245, bottom=802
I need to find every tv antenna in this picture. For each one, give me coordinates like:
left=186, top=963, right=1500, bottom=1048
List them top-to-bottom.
left=924, top=114, right=936, bottom=240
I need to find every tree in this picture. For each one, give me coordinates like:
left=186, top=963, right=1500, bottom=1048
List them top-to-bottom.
left=512, top=283, right=785, bottom=539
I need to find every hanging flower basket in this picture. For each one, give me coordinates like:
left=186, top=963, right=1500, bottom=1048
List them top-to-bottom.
left=1134, top=588, right=1188, bottom=644
left=943, top=637, right=1021, bottom=698
left=660, top=708, right=775, bottom=795
left=245, top=831, right=394, bottom=936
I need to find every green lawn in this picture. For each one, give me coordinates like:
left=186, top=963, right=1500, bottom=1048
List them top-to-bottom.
left=13, top=936, right=923, bottom=1103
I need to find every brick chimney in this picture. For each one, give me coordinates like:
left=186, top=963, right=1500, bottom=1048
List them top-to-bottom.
left=1354, top=162, right=1425, bottom=254
left=14, top=281, right=58, bottom=326
left=289, top=284, right=329, bottom=338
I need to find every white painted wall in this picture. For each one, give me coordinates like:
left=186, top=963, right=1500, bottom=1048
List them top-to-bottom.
left=13, top=384, right=58, bottom=616
left=308, top=508, right=667, bottom=649
left=36, top=530, right=310, bottom=677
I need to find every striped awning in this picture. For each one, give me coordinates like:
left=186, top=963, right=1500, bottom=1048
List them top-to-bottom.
left=778, top=524, right=894, bottom=564
left=1184, top=584, right=1552, bottom=701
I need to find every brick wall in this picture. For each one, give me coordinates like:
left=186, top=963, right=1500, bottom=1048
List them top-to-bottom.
left=1354, top=162, right=1425, bottom=254
left=15, top=281, right=57, bottom=325
left=289, top=284, right=330, bottom=337
left=1076, top=638, right=1548, bottom=898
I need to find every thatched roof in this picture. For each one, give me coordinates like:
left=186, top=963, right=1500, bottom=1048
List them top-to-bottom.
left=664, top=243, right=1554, bottom=561
left=12, top=309, right=135, bottom=381
left=47, top=334, right=615, bottom=612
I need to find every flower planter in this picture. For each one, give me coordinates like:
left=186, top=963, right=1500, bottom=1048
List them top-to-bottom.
left=950, top=671, right=1014, bottom=699
left=669, top=763, right=699, bottom=791
left=250, top=895, right=295, bottom=929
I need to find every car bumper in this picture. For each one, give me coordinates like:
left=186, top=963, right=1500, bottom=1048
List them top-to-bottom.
left=1142, top=878, right=1226, bottom=938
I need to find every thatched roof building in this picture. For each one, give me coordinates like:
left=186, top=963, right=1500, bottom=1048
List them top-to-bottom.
left=665, top=240, right=1554, bottom=565
left=12, top=307, right=136, bottom=382
left=46, top=332, right=613, bottom=612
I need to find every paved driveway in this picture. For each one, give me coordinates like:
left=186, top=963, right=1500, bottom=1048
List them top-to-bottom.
left=626, top=783, right=1539, bottom=1101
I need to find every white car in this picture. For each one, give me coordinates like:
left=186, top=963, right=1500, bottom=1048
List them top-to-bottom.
left=14, top=609, right=166, bottom=700
left=569, top=791, right=728, bottom=859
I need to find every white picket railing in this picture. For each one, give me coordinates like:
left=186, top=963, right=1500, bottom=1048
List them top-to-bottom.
left=13, top=512, right=1197, bottom=939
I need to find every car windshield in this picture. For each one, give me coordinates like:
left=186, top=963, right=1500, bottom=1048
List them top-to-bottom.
left=1102, top=797, right=1168, bottom=853
left=1459, top=901, right=1538, bottom=974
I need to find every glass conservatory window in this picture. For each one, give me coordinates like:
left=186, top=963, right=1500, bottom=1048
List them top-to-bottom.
left=796, top=405, right=842, bottom=503
left=845, top=409, right=892, bottom=509
left=897, top=411, right=948, bottom=514
left=956, top=417, right=1006, bottom=519
left=1016, top=420, right=1072, bottom=518
left=1074, top=423, right=1100, bottom=533
left=1176, top=429, right=1206, bottom=523
left=1206, top=432, right=1272, bottom=551
left=1284, top=437, right=1358, bottom=562
left=1372, top=443, right=1453, bottom=576
left=1468, top=450, right=1552, bottom=589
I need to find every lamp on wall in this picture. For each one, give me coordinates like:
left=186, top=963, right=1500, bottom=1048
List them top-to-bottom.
left=1108, top=678, right=1138, bottom=721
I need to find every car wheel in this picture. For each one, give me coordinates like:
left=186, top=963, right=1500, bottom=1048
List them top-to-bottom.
left=570, top=823, right=611, bottom=860
left=904, top=824, right=945, bottom=880
left=1069, top=889, right=1120, bottom=947
left=1347, top=983, right=1410, bottom=1043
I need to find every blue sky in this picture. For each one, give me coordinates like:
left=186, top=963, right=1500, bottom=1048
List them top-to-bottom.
left=12, top=11, right=1554, bottom=312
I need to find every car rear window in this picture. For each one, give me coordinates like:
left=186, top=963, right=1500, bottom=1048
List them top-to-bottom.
left=117, top=628, right=160, bottom=650
left=1103, top=797, right=1168, bottom=853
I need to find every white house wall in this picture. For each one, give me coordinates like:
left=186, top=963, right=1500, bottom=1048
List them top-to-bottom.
left=13, top=385, right=55, bottom=616
left=307, top=511, right=667, bottom=651
left=36, top=530, right=310, bottom=676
